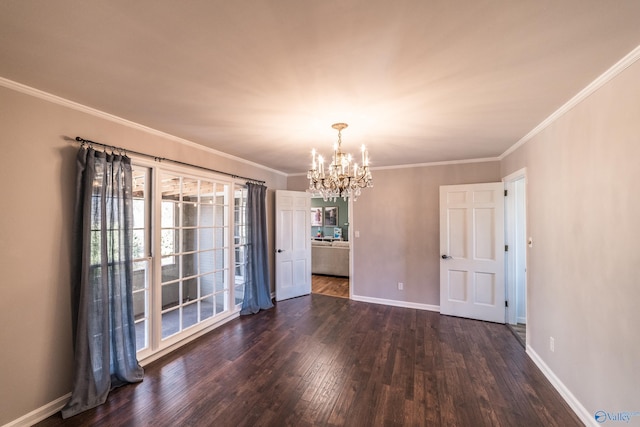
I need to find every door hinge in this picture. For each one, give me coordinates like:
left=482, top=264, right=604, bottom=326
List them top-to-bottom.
left=504, top=189, right=508, bottom=196
left=505, top=244, right=509, bottom=252
left=505, top=300, right=509, bottom=308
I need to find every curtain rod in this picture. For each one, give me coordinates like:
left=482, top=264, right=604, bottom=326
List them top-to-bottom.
left=75, top=137, right=266, bottom=185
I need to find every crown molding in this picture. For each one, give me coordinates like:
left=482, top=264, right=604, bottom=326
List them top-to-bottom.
left=500, top=44, right=640, bottom=160
left=0, top=76, right=288, bottom=177
left=286, top=156, right=500, bottom=177
left=371, top=157, right=500, bottom=171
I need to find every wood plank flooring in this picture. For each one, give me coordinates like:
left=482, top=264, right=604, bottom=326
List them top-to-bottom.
left=312, top=274, right=349, bottom=298
left=37, top=294, right=582, bottom=427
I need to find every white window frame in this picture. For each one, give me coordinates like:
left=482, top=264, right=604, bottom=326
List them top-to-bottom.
left=131, top=156, right=246, bottom=361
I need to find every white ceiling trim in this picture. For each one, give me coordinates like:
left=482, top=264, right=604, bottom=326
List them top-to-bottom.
left=500, top=44, right=640, bottom=160
left=0, top=76, right=288, bottom=177
left=286, top=156, right=501, bottom=177
left=371, top=157, right=501, bottom=171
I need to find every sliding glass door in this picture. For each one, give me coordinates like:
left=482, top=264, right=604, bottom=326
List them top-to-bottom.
left=131, top=160, right=246, bottom=359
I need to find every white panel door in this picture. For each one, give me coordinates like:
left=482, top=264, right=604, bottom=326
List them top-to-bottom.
left=439, top=183, right=505, bottom=323
left=275, top=190, right=311, bottom=301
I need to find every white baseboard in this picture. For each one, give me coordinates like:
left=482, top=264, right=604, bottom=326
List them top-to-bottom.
left=351, top=294, right=440, bottom=312
left=526, top=345, right=595, bottom=427
left=3, top=392, right=71, bottom=427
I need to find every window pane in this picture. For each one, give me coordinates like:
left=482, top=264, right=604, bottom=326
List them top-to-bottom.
left=132, top=166, right=149, bottom=354
left=132, top=168, right=147, bottom=198
left=161, top=176, right=180, bottom=201
left=182, top=178, right=198, bottom=202
left=200, top=181, right=214, bottom=204
left=233, top=184, right=248, bottom=308
left=133, top=199, right=145, bottom=229
left=161, top=201, right=179, bottom=227
left=182, top=202, right=197, bottom=227
left=200, top=204, right=214, bottom=227
left=215, top=205, right=225, bottom=227
left=234, top=225, right=246, bottom=245
left=215, top=227, right=226, bottom=248
left=199, top=228, right=214, bottom=250
left=132, top=229, right=145, bottom=259
left=182, top=229, right=197, bottom=252
left=161, top=230, right=176, bottom=256
left=235, top=246, right=246, bottom=264
left=214, top=248, right=225, bottom=270
left=198, top=250, right=214, bottom=274
left=182, top=253, right=198, bottom=278
left=161, top=259, right=178, bottom=282
left=132, top=261, right=148, bottom=291
left=234, top=264, right=246, bottom=285
left=215, top=270, right=226, bottom=292
left=200, top=273, right=214, bottom=297
left=183, top=277, right=198, bottom=302
left=162, top=282, right=180, bottom=310
left=234, top=284, right=244, bottom=306
left=133, top=290, right=146, bottom=321
left=215, top=292, right=227, bottom=315
left=200, top=296, right=214, bottom=321
left=182, top=301, right=198, bottom=330
left=162, top=309, right=180, bottom=339
left=135, top=319, right=147, bottom=352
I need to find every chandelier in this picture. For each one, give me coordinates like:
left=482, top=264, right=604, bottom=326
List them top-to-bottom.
left=307, top=123, right=373, bottom=201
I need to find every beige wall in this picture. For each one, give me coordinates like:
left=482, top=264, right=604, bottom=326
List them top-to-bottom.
left=501, top=60, right=640, bottom=415
left=0, top=85, right=286, bottom=425
left=289, top=162, right=501, bottom=306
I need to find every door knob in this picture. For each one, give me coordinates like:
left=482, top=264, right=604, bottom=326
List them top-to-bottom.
left=277, top=249, right=284, bottom=253
left=441, top=254, right=452, bottom=259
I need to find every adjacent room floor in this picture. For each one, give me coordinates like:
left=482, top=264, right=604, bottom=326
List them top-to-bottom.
left=311, top=274, right=349, bottom=298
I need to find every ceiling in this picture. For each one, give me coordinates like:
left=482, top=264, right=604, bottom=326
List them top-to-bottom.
left=1, top=1, right=639, bottom=174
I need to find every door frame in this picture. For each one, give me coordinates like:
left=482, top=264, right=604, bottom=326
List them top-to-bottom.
left=503, top=168, right=528, bottom=331
left=348, top=196, right=353, bottom=299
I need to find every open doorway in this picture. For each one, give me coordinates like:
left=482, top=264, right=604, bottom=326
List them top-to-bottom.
left=504, top=169, right=527, bottom=346
left=310, top=196, right=351, bottom=298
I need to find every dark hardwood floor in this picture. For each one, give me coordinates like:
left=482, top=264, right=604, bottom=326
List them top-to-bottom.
left=312, top=274, right=349, bottom=298
left=37, top=294, right=581, bottom=427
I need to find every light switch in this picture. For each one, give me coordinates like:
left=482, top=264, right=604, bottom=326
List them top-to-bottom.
left=355, top=230, right=360, bottom=238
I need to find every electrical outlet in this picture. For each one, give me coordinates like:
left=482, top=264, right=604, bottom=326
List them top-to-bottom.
left=398, top=282, right=404, bottom=290
left=550, top=337, right=555, bottom=352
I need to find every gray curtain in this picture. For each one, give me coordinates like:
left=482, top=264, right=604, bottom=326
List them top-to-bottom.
left=62, top=147, right=144, bottom=419
left=240, top=183, right=274, bottom=315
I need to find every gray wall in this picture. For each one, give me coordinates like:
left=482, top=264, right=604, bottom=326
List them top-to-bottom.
left=501, top=58, right=640, bottom=416
left=0, top=84, right=286, bottom=425
left=289, top=162, right=502, bottom=306
left=351, top=163, right=501, bottom=306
